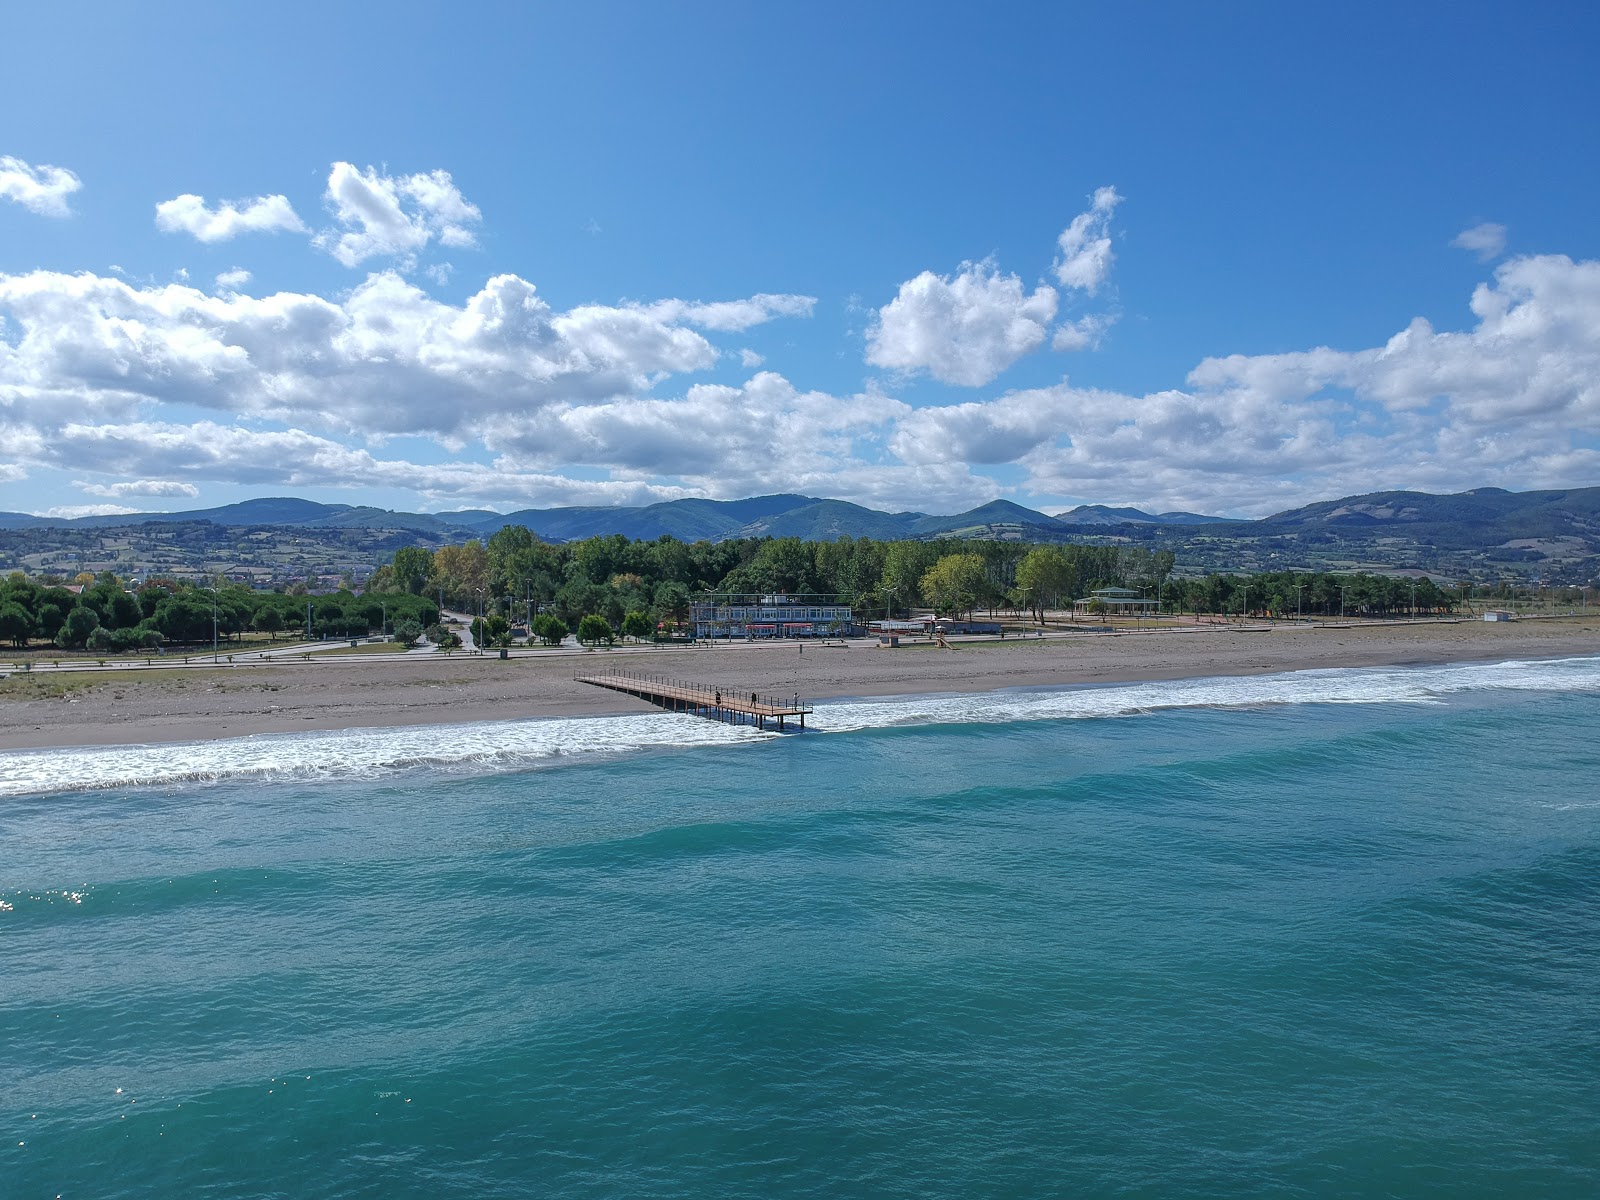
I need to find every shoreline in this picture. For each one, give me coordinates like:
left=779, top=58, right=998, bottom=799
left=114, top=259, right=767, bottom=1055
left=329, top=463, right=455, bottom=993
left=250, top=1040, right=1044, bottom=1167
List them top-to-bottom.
left=2, top=617, right=1598, bottom=753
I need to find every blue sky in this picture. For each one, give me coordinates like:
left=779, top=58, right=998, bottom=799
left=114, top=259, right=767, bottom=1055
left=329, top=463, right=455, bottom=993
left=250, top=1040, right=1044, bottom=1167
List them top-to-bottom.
left=2, top=1, right=1597, bottom=519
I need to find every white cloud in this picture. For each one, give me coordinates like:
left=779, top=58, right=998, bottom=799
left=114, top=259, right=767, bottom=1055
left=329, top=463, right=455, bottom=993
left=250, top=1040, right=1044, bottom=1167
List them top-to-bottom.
left=0, top=155, right=82, bottom=218
left=316, top=162, right=482, bottom=268
left=1054, top=186, right=1122, bottom=293
left=155, top=193, right=306, bottom=242
left=1452, top=222, right=1507, bottom=262
left=5, top=252, right=1599, bottom=516
left=895, top=253, right=1600, bottom=513
left=866, top=261, right=1058, bottom=386
left=0, top=267, right=819, bottom=465
left=215, top=268, right=252, bottom=291
left=640, top=294, right=816, bottom=332
left=1051, top=312, right=1115, bottom=352
left=739, top=348, right=764, bottom=367
left=75, top=479, right=201, bottom=499
left=38, top=504, right=144, bottom=519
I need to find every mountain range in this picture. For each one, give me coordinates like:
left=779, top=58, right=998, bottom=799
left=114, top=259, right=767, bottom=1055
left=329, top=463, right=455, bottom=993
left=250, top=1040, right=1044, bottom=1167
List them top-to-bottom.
left=2, top=485, right=1597, bottom=583
left=0, top=493, right=1238, bottom=541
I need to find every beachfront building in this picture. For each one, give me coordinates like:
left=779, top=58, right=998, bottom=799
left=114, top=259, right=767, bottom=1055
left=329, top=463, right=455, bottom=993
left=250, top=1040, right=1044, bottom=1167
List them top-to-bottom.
left=1072, top=586, right=1157, bottom=616
left=690, top=594, right=854, bottom=640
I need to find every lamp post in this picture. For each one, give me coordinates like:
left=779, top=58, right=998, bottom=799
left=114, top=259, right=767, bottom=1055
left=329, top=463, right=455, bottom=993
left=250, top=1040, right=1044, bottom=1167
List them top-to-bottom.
left=1410, top=580, right=1417, bottom=620
left=1295, top=583, right=1304, bottom=621
left=208, top=585, right=219, bottom=662
left=1341, top=585, right=1349, bottom=620
left=474, top=587, right=486, bottom=654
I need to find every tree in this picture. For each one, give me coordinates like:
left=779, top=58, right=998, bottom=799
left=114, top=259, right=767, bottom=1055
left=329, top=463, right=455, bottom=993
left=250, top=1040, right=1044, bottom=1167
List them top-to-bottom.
left=432, top=541, right=488, bottom=606
left=391, top=546, right=434, bottom=595
left=1014, top=546, right=1074, bottom=623
left=920, top=554, right=988, bottom=617
left=653, top=581, right=692, bottom=625
left=0, top=601, right=30, bottom=648
left=57, top=605, right=101, bottom=649
left=254, top=606, right=285, bottom=641
left=621, top=610, right=653, bottom=641
left=577, top=613, right=614, bottom=646
left=533, top=614, right=568, bottom=646
left=392, top=618, right=423, bottom=648
left=86, top=626, right=115, bottom=652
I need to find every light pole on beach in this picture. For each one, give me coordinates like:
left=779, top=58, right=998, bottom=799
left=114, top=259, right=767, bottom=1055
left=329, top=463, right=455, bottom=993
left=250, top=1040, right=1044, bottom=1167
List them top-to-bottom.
left=1410, top=580, right=1417, bottom=620
left=1295, top=583, right=1304, bottom=621
left=208, top=585, right=218, bottom=662
left=1341, top=585, right=1350, bottom=620
left=474, top=587, right=486, bottom=654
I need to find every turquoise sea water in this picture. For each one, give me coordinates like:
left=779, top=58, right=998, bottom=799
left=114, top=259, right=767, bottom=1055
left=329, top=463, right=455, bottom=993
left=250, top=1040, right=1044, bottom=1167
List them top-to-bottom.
left=3, top=657, right=1599, bottom=1198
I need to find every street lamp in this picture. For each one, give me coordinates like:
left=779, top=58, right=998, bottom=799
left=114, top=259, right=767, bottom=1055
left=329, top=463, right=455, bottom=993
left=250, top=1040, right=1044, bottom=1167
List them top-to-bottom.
left=1295, top=583, right=1304, bottom=621
left=1340, top=586, right=1349, bottom=620
left=474, top=587, right=486, bottom=654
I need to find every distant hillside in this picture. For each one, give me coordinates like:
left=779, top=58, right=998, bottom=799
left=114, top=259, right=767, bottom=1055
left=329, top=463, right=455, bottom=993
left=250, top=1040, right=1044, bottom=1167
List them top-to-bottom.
left=3, top=485, right=1596, bottom=584
left=733, top=499, right=917, bottom=541
left=1054, top=504, right=1236, bottom=526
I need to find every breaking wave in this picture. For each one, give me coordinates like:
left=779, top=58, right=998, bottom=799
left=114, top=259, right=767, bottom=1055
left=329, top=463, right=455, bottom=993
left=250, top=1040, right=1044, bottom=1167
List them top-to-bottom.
left=3, top=655, right=1596, bottom=798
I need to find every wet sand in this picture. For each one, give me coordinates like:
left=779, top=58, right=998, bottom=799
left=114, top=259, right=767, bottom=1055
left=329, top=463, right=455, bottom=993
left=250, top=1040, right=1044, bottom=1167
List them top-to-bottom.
left=2, top=618, right=1598, bottom=751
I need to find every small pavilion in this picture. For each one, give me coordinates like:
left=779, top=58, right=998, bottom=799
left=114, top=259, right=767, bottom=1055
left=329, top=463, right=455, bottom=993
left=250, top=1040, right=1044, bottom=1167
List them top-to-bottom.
left=1072, top=586, right=1157, bottom=616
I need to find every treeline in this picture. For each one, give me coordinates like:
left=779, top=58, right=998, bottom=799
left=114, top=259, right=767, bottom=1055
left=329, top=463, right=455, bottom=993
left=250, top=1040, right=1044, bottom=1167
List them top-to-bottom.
left=366, top=528, right=1458, bottom=625
left=365, top=531, right=1156, bottom=625
left=0, top=571, right=438, bottom=651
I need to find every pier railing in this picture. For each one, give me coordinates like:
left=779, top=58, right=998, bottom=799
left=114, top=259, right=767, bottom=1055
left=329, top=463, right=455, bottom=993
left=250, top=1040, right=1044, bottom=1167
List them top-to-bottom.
left=575, top=668, right=810, bottom=729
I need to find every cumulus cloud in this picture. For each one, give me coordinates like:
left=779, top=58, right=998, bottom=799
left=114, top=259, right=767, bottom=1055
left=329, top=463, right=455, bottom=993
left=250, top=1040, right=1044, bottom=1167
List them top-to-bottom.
left=0, top=155, right=83, bottom=217
left=315, top=162, right=481, bottom=267
left=1054, top=186, right=1121, bottom=293
left=155, top=192, right=306, bottom=242
left=1452, top=222, right=1507, bottom=262
left=5, top=253, right=1599, bottom=516
left=896, top=253, right=1600, bottom=513
left=866, top=261, right=1058, bottom=386
left=215, top=268, right=252, bottom=291
left=1051, top=313, right=1116, bottom=352
left=739, top=348, right=764, bottom=368
left=76, top=478, right=200, bottom=499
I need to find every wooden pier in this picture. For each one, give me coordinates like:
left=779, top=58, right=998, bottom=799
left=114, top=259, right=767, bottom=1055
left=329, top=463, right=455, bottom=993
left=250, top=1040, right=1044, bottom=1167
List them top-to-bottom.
left=576, top=669, right=811, bottom=730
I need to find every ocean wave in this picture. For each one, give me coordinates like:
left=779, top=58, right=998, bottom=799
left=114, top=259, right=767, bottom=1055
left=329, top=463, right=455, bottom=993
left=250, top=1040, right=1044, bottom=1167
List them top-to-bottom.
left=807, top=654, right=1600, bottom=733
left=2, top=656, right=1596, bottom=798
left=0, top=712, right=774, bottom=798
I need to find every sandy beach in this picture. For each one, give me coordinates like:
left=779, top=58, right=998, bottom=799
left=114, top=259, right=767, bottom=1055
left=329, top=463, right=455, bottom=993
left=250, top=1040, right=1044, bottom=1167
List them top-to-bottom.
left=1, top=617, right=1596, bottom=752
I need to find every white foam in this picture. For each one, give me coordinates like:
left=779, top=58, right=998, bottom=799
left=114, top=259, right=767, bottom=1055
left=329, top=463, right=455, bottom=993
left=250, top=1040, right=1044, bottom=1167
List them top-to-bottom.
left=807, top=654, right=1600, bottom=733
left=3, top=656, right=1596, bottom=798
left=0, top=711, right=774, bottom=798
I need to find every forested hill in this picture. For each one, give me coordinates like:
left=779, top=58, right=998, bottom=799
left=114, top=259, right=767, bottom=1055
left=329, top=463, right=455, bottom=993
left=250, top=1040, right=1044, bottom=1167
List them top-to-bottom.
left=1, top=485, right=1596, bottom=584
